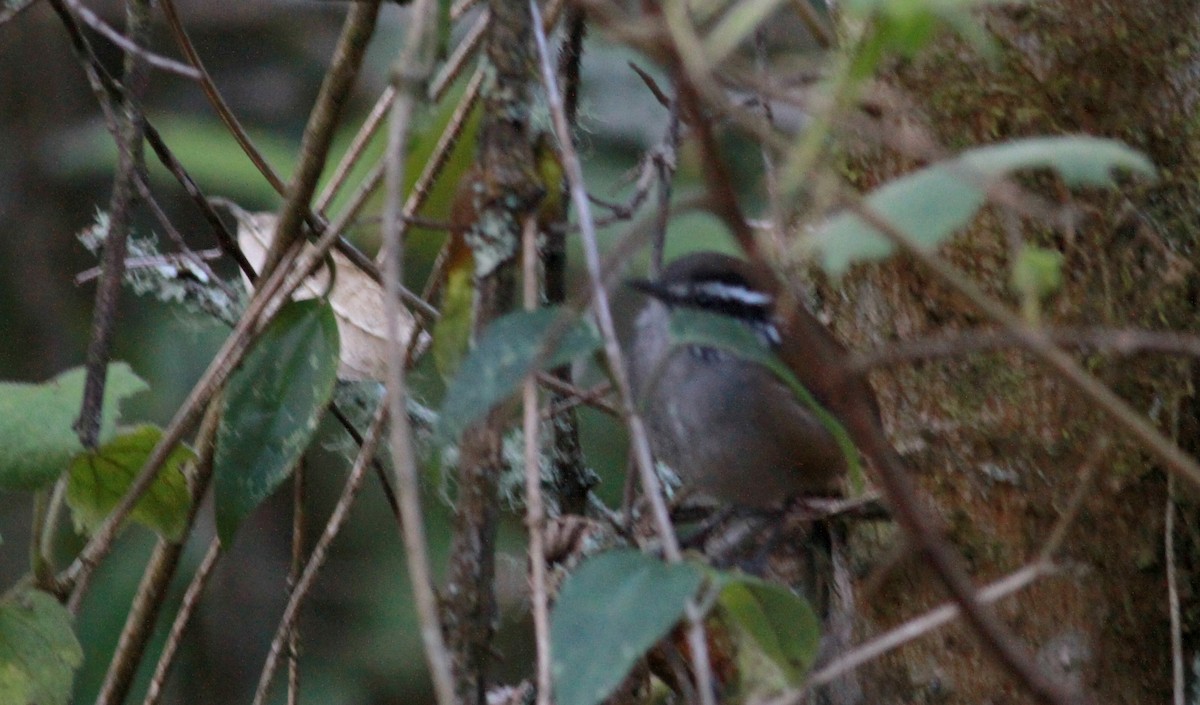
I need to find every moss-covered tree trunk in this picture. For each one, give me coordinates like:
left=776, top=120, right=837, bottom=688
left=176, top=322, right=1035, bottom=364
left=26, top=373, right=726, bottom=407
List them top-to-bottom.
left=827, top=3, right=1200, bottom=702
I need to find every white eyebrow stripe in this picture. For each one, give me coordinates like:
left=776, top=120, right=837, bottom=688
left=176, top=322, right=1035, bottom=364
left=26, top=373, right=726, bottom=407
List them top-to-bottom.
left=690, top=282, right=773, bottom=307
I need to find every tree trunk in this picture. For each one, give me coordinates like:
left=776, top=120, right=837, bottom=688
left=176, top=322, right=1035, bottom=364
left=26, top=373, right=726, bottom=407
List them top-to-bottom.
left=826, top=4, right=1200, bottom=703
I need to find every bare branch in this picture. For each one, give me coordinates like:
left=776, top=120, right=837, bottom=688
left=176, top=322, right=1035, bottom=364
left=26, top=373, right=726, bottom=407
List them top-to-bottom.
left=63, top=0, right=202, bottom=79
left=74, top=0, right=152, bottom=451
left=259, top=0, right=382, bottom=277
left=380, top=0, right=459, bottom=701
left=529, top=6, right=718, bottom=705
left=522, top=216, right=553, bottom=705
left=250, top=405, right=385, bottom=705
left=141, top=538, right=222, bottom=705
left=778, top=563, right=1057, bottom=701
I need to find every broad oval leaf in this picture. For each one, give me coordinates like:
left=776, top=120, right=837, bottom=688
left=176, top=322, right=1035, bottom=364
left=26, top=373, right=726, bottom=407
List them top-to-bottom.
left=806, top=136, right=1155, bottom=275
left=215, top=298, right=340, bottom=544
left=437, top=307, right=601, bottom=442
left=0, top=363, right=148, bottom=491
left=66, top=425, right=194, bottom=541
left=551, top=550, right=704, bottom=705
left=717, top=575, right=821, bottom=686
left=0, top=587, right=83, bottom=705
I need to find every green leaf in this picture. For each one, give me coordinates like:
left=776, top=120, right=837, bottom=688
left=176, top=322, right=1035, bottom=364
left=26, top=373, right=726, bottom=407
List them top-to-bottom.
left=845, top=0, right=1003, bottom=57
left=807, top=137, right=1155, bottom=275
left=1011, top=244, right=1064, bottom=324
left=1011, top=244, right=1064, bottom=300
left=432, top=264, right=475, bottom=382
left=215, top=299, right=340, bottom=544
left=437, top=307, right=602, bottom=442
left=666, top=308, right=865, bottom=494
left=0, top=363, right=148, bottom=491
left=66, top=425, right=194, bottom=541
left=551, top=550, right=704, bottom=705
left=717, top=575, right=821, bottom=686
left=0, top=587, right=83, bottom=705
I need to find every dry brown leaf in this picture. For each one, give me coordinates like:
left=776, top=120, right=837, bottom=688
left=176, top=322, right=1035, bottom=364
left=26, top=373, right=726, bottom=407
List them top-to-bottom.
left=235, top=211, right=428, bottom=380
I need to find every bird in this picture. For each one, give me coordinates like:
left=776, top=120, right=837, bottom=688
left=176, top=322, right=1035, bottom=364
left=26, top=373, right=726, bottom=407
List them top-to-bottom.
left=627, top=251, right=854, bottom=508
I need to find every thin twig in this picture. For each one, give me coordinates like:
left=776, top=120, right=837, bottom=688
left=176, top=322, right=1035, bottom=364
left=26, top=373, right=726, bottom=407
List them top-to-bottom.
left=0, top=0, right=38, bottom=25
left=63, top=0, right=202, bottom=79
left=74, top=0, right=152, bottom=452
left=159, top=0, right=286, bottom=195
left=260, top=0, right=383, bottom=277
left=381, top=0, right=459, bottom=701
left=450, top=0, right=479, bottom=19
left=787, top=0, right=835, bottom=49
left=529, top=6, right=718, bottom=705
left=429, top=8, right=489, bottom=102
left=377, top=67, right=483, bottom=267
left=316, top=84, right=397, bottom=213
left=134, top=178, right=230, bottom=295
left=849, top=198, right=1200, bottom=491
left=840, top=200, right=1089, bottom=705
left=522, top=216, right=553, bottom=705
left=74, top=249, right=224, bottom=286
left=850, top=327, right=1200, bottom=374
left=537, top=375, right=618, bottom=418
left=97, top=400, right=220, bottom=705
left=330, top=402, right=403, bottom=522
left=250, top=405, right=386, bottom=705
left=1036, top=438, right=1110, bottom=566
left=288, top=460, right=307, bottom=705
left=1167, top=473, right=1183, bottom=705
left=35, top=479, right=68, bottom=590
left=30, top=490, right=53, bottom=590
left=95, top=534, right=185, bottom=705
left=141, top=537, right=222, bottom=705
left=778, top=563, right=1055, bottom=700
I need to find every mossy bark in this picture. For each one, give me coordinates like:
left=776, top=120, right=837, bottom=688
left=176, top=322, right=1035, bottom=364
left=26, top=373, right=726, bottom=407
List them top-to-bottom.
left=823, top=4, right=1200, bottom=703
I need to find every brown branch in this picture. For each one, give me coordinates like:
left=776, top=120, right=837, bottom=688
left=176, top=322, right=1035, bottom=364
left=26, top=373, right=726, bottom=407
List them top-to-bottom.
left=63, top=0, right=201, bottom=79
left=74, top=0, right=152, bottom=450
left=159, top=0, right=286, bottom=192
left=260, top=0, right=382, bottom=277
left=380, top=0, right=459, bottom=702
left=441, top=0, right=545, bottom=699
left=530, top=6, right=719, bottom=705
left=430, top=7, right=489, bottom=102
left=652, top=13, right=1079, bottom=701
left=378, top=67, right=483, bottom=269
left=316, top=84, right=396, bottom=214
left=851, top=198, right=1200, bottom=490
left=840, top=200, right=1091, bottom=705
left=521, top=216, right=553, bottom=705
left=850, top=327, right=1200, bottom=373
left=537, top=376, right=618, bottom=419
left=95, top=396, right=221, bottom=705
left=250, top=404, right=385, bottom=705
left=1036, top=438, right=1110, bottom=566
left=287, top=460, right=307, bottom=705
left=1167, top=473, right=1184, bottom=705
left=141, top=537, right=221, bottom=705
left=789, top=562, right=1056, bottom=699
